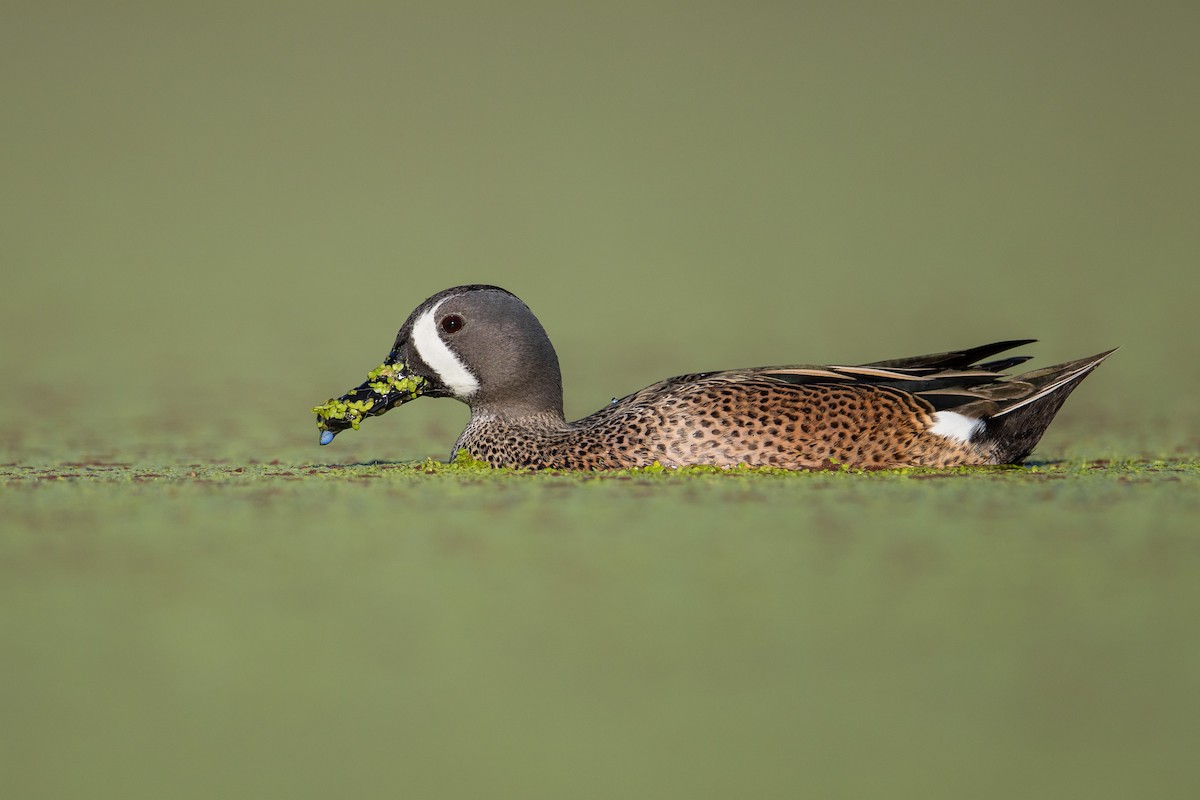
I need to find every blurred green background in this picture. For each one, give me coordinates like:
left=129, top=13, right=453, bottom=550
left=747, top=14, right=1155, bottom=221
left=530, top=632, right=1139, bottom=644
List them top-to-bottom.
left=3, top=0, right=1197, bottom=463
left=3, top=2, right=1198, bottom=798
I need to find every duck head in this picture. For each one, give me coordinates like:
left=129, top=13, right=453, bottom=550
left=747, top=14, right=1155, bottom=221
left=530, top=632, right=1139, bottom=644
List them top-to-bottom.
left=313, top=285, right=564, bottom=445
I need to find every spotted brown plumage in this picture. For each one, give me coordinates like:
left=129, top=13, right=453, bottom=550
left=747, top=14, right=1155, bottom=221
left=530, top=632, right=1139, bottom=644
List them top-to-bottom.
left=313, top=285, right=1114, bottom=470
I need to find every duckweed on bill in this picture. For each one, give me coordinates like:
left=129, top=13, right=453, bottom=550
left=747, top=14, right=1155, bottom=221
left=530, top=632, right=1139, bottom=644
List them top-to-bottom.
left=312, top=361, right=426, bottom=432
left=365, top=362, right=425, bottom=398
left=312, top=397, right=376, bottom=430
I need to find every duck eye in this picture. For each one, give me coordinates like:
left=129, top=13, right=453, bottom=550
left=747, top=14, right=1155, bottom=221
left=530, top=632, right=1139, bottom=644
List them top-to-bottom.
left=440, top=314, right=464, bottom=334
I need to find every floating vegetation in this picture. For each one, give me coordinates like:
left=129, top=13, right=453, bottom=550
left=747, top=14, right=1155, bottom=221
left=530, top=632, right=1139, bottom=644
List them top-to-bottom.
left=313, top=358, right=427, bottom=443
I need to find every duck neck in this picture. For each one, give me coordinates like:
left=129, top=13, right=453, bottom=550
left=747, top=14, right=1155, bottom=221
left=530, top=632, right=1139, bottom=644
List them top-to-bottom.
left=468, top=356, right=568, bottom=426
left=469, top=402, right=569, bottom=429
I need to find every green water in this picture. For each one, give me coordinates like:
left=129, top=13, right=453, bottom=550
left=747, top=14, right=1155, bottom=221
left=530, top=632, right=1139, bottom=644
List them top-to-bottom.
left=3, top=2, right=1198, bottom=798
left=5, top=461, right=1199, bottom=797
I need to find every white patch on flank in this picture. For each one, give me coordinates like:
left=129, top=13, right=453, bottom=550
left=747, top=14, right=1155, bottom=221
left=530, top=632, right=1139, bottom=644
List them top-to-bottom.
left=411, top=298, right=480, bottom=398
left=928, top=411, right=984, bottom=444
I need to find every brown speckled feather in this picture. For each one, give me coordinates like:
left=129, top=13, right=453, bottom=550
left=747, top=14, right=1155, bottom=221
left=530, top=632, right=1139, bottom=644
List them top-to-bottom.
left=456, top=378, right=982, bottom=469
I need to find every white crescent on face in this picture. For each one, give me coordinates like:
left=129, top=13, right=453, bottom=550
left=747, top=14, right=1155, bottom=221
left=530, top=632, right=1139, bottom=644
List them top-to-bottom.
left=410, top=298, right=481, bottom=398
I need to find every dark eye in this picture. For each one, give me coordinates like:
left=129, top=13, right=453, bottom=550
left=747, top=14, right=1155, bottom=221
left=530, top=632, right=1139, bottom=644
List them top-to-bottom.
left=440, top=314, right=464, bottom=334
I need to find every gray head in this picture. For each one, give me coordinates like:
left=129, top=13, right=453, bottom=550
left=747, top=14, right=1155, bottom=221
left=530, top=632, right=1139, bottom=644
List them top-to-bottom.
left=313, top=285, right=564, bottom=444
left=392, top=285, right=564, bottom=418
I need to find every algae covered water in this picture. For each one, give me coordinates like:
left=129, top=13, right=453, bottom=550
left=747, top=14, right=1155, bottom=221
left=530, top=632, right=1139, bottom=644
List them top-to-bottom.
left=4, top=458, right=1199, bottom=798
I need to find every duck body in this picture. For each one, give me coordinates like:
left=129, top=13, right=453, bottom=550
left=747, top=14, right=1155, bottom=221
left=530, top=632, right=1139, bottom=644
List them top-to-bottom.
left=313, top=285, right=1113, bottom=471
left=454, top=376, right=983, bottom=470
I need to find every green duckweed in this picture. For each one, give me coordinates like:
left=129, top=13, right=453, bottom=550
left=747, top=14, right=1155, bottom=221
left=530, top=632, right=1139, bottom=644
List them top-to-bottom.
left=312, top=361, right=427, bottom=431
left=365, top=362, right=426, bottom=398
left=312, top=397, right=376, bottom=430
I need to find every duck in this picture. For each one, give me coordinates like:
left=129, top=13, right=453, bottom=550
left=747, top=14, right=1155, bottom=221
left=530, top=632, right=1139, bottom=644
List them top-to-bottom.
left=312, top=284, right=1114, bottom=470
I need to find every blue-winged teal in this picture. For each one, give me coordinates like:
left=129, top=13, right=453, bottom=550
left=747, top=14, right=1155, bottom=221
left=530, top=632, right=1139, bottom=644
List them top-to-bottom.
left=313, top=285, right=1113, bottom=470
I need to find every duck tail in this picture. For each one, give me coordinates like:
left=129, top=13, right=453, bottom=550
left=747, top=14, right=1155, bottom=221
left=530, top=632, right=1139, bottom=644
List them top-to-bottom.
left=978, top=349, right=1117, bottom=463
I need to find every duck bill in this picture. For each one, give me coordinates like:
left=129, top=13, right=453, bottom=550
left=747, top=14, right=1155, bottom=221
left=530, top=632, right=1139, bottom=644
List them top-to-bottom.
left=312, top=351, right=427, bottom=445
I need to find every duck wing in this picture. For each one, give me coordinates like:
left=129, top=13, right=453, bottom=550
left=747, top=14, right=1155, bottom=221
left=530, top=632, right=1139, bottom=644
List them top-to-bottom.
left=861, top=339, right=1036, bottom=371
left=585, top=341, right=1111, bottom=430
